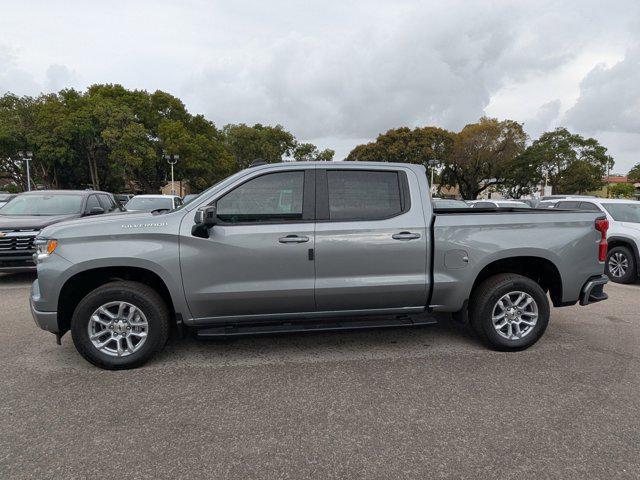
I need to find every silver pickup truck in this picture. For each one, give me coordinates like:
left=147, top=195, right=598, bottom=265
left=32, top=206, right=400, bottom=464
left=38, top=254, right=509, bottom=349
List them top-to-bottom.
left=30, top=162, right=610, bottom=369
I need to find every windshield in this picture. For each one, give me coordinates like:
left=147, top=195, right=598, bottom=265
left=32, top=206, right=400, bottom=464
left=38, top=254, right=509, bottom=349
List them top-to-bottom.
left=182, top=193, right=201, bottom=205
left=0, top=194, right=83, bottom=216
left=125, top=197, right=173, bottom=211
left=434, top=199, right=469, bottom=208
left=602, top=203, right=640, bottom=223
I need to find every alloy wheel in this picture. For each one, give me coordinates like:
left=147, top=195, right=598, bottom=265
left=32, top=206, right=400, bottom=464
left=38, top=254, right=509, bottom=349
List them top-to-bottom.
left=608, top=252, right=629, bottom=278
left=492, top=291, right=538, bottom=340
left=87, top=301, right=149, bottom=357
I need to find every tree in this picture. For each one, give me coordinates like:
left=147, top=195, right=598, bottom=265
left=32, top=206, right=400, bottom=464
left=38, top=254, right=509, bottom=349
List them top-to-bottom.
left=0, top=86, right=238, bottom=193
left=0, top=94, right=38, bottom=190
left=440, top=117, right=527, bottom=199
left=222, top=123, right=297, bottom=169
left=346, top=126, right=455, bottom=169
left=520, top=128, right=612, bottom=195
left=293, top=142, right=335, bottom=162
left=499, top=152, right=543, bottom=199
left=629, top=163, right=640, bottom=183
left=609, top=182, right=636, bottom=199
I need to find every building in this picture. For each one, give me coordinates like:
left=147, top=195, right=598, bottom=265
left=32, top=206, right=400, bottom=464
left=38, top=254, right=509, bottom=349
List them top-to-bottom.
left=592, top=175, right=640, bottom=199
left=161, top=180, right=189, bottom=197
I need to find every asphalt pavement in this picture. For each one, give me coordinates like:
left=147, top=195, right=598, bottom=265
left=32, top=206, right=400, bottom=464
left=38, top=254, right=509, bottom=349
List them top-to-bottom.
left=0, top=272, right=638, bottom=479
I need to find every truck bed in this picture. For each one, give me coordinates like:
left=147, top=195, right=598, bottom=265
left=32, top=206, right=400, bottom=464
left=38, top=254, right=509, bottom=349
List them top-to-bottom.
left=429, top=208, right=605, bottom=312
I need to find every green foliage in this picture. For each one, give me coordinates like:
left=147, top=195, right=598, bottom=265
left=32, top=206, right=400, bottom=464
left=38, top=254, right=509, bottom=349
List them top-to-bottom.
left=0, top=86, right=325, bottom=193
left=440, top=117, right=527, bottom=199
left=347, top=121, right=615, bottom=200
left=222, top=123, right=297, bottom=169
left=346, top=126, right=455, bottom=167
left=520, top=127, right=612, bottom=194
left=293, top=143, right=335, bottom=162
left=499, top=152, right=543, bottom=199
left=628, top=163, right=640, bottom=183
left=609, top=182, right=636, bottom=198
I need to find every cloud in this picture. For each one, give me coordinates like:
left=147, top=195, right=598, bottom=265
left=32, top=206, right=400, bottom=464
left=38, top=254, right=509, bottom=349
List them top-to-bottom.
left=1, top=0, right=639, bottom=168
left=183, top=1, right=583, bottom=140
left=0, top=45, right=40, bottom=96
left=564, top=46, right=640, bottom=134
left=45, top=64, right=80, bottom=92
left=524, top=100, right=562, bottom=138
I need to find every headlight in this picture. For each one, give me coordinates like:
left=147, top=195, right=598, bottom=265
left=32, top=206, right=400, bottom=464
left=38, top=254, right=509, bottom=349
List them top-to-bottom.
left=34, top=238, right=58, bottom=259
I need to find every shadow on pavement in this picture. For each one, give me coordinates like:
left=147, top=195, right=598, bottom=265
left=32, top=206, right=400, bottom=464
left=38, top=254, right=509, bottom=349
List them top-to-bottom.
left=0, top=271, right=37, bottom=285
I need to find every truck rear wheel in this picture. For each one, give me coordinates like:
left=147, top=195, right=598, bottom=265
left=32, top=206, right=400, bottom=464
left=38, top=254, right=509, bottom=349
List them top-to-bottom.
left=469, top=273, right=549, bottom=351
left=71, top=281, right=170, bottom=370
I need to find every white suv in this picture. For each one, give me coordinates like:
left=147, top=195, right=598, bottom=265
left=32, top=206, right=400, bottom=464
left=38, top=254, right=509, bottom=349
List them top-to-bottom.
left=554, top=198, right=640, bottom=283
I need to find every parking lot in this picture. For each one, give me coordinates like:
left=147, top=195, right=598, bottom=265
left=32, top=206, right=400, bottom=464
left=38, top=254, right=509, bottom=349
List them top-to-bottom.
left=0, top=272, right=638, bottom=479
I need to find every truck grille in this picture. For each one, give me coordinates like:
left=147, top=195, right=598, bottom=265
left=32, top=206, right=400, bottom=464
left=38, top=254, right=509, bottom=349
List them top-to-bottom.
left=0, top=231, right=38, bottom=252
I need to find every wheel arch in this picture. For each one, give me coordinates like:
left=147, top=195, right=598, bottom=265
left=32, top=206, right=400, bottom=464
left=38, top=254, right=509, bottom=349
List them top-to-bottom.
left=470, top=256, right=564, bottom=307
left=57, top=266, right=178, bottom=335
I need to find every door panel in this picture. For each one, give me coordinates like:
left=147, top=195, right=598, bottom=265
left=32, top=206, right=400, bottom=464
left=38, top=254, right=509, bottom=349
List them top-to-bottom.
left=314, top=168, right=429, bottom=311
left=180, top=169, right=316, bottom=319
left=180, top=223, right=315, bottom=318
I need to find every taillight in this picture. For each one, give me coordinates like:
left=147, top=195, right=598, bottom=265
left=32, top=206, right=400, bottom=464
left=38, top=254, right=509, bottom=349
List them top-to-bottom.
left=595, top=218, right=609, bottom=262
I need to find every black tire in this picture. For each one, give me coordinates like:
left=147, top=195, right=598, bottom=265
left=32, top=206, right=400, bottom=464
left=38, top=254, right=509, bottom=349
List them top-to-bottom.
left=606, top=246, right=637, bottom=284
left=469, top=273, right=550, bottom=351
left=71, top=281, right=170, bottom=370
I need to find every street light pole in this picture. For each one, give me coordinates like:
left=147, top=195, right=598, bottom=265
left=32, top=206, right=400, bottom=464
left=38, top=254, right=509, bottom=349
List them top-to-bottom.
left=18, top=151, right=33, bottom=191
left=163, top=153, right=180, bottom=195
left=427, top=159, right=438, bottom=194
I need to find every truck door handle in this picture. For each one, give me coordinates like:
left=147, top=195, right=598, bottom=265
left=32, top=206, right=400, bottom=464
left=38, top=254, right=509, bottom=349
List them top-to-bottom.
left=392, top=232, right=421, bottom=241
left=279, top=235, right=309, bottom=244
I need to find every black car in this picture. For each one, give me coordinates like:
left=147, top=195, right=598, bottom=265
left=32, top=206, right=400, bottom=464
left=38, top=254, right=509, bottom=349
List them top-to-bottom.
left=0, top=190, right=123, bottom=270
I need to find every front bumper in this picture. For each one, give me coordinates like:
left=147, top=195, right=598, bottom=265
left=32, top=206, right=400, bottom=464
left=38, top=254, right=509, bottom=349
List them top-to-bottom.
left=0, top=252, right=36, bottom=270
left=579, top=274, right=609, bottom=306
left=30, top=280, right=60, bottom=333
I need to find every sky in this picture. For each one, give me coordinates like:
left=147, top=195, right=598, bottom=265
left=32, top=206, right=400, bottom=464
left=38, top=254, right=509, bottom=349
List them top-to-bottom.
left=1, top=0, right=639, bottom=173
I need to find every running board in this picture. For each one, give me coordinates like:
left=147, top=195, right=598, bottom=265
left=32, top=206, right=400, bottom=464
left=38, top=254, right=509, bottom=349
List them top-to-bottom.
left=195, top=315, right=438, bottom=338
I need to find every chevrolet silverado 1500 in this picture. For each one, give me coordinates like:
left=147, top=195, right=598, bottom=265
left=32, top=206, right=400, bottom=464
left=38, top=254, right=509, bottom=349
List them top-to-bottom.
left=30, top=162, right=609, bottom=369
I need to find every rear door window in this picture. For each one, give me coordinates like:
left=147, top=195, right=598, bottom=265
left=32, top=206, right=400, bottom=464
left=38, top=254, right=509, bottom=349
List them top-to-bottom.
left=326, top=170, right=403, bottom=221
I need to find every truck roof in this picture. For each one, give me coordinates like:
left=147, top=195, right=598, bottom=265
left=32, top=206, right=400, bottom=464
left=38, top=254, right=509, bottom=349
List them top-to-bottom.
left=249, top=161, right=427, bottom=172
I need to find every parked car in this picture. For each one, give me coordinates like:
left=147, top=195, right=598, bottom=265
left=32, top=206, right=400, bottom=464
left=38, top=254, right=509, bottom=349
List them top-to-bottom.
left=31, top=162, right=609, bottom=369
left=0, top=190, right=122, bottom=270
left=0, top=192, right=17, bottom=208
left=182, top=193, right=200, bottom=205
left=114, top=194, right=133, bottom=206
left=125, top=194, right=183, bottom=212
left=536, top=195, right=597, bottom=209
left=432, top=198, right=470, bottom=209
left=552, top=198, right=640, bottom=283
left=468, top=200, right=531, bottom=208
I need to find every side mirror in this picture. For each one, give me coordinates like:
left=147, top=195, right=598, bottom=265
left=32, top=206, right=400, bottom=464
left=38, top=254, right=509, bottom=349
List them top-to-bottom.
left=192, top=204, right=217, bottom=238
left=87, top=206, right=105, bottom=216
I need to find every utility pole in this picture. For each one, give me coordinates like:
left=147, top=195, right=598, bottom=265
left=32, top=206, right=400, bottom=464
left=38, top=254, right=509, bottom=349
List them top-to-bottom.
left=18, top=151, right=33, bottom=191
left=163, top=152, right=180, bottom=195
left=427, top=159, right=438, bottom=194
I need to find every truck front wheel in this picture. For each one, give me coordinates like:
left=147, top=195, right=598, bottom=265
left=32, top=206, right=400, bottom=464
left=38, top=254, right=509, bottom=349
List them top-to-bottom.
left=469, top=273, right=550, bottom=351
left=71, top=281, right=170, bottom=370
